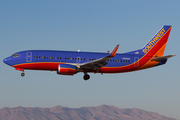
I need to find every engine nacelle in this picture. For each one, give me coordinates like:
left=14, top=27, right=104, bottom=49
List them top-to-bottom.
left=57, top=64, right=77, bottom=75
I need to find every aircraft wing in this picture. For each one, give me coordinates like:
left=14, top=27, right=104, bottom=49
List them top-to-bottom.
left=78, top=45, right=119, bottom=70
left=151, top=55, right=175, bottom=61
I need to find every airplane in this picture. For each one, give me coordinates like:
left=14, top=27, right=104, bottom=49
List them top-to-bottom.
left=3, top=25, right=175, bottom=80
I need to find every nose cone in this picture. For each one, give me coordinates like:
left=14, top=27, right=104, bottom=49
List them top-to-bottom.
left=3, top=57, right=11, bottom=66
left=3, top=58, right=8, bottom=64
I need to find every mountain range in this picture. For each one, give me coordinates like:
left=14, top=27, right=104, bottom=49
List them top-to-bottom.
left=0, top=105, right=176, bottom=120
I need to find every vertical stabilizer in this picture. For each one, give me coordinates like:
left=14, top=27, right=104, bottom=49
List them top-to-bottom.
left=142, top=25, right=172, bottom=57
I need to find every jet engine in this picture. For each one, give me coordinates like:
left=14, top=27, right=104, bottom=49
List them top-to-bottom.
left=57, top=64, right=77, bottom=75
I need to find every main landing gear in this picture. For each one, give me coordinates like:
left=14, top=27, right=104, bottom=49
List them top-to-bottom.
left=83, top=73, right=90, bottom=81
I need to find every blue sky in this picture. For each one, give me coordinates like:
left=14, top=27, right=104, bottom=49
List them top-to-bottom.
left=0, top=0, right=180, bottom=119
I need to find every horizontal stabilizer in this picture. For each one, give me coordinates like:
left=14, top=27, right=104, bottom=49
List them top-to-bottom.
left=151, top=55, right=175, bottom=61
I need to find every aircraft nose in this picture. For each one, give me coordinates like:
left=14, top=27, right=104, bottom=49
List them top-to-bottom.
left=3, top=57, right=11, bottom=65
left=3, top=58, right=7, bottom=64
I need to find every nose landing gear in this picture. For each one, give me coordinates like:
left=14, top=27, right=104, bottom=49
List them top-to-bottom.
left=15, top=68, right=25, bottom=77
left=21, top=72, right=25, bottom=77
left=83, top=73, right=90, bottom=80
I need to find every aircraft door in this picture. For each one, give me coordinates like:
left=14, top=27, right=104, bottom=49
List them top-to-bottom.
left=26, top=52, right=32, bottom=62
left=134, top=57, right=139, bottom=67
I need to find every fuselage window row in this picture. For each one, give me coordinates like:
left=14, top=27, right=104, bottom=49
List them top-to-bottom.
left=33, top=56, right=130, bottom=63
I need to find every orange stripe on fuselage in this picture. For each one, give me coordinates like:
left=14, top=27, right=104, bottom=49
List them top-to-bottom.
left=138, top=43, right=167, bottom=70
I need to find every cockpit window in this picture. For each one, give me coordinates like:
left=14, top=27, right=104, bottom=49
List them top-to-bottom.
left=12, top=54, right=20, bottom=57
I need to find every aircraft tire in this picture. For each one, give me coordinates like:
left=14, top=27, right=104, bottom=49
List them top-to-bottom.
left=21, top=73, right=25, bottom=77
left=83, top=74, right=90, bottom=80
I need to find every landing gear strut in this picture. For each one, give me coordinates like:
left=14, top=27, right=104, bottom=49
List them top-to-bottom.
left=21, top=72, right=25, bottom=77
left=83, top=73, right=90, bottom=80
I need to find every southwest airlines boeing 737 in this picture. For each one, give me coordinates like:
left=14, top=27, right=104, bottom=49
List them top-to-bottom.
left=3, top=25, right=175, bottom=80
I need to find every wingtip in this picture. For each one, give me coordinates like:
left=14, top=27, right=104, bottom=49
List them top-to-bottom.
left=108, top=44, right=119, bottom=57
left=170, top=54, right=176, bottom=57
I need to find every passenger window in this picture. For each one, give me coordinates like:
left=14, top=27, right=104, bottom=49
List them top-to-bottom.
left=44, top=56, right=46, bottom=59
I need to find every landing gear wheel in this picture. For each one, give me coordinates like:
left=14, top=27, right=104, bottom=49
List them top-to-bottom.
left=21, top=72, right=25, bottom=77
left=83, top=74, right=90, bottom=80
